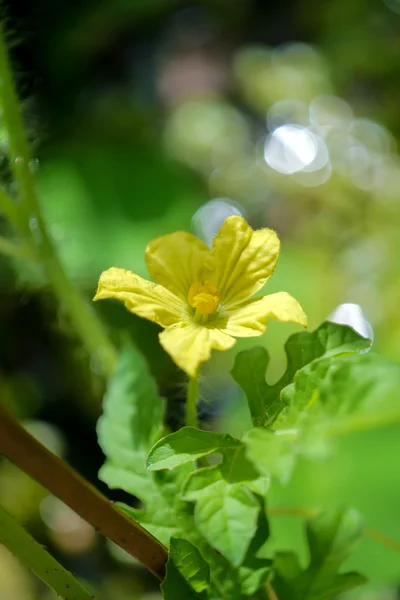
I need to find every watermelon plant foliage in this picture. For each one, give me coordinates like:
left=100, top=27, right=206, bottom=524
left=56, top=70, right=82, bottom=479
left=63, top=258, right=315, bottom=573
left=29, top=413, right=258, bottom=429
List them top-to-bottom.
left=97, top=323, right=400, bottom=598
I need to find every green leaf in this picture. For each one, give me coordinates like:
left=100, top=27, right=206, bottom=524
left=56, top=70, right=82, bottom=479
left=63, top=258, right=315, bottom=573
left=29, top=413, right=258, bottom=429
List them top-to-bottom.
left=232, top=322, right=371, bottom=428
left=97, top=343, right=165, bottom=503
left=97, top=344, right=187, bottom=546
left=97, top=346, right=271, bottom=596
left=231, top=346, right=274, bottom=427
left=261, top=351, right=400, bottom=582
left=244, top=352, right=400, bottom=483
left=281, top=353, right=400, bottom=443
left=147, top=426, right=242, bottom=471
left=243, top=427, right=298, bottom=483
left=220, top=445, right=270, bottom=496
left=182, top=446, right=269, bottom=501
left=181, top=447, right=269, bottom=566
left=120, top=466, right=193, bottom=544
left=191, top=479, right=260, bottom=566
left=0, top=505, right=96, bottom=600
left=194, top=506, right=273, bottom=599
left=236, top=507, right=273, bottom=595
left=273, top=508, right=367, bottom=600
left=187, top=510, right=272, bottom=600
left=161, top=538, right=210, bottom=600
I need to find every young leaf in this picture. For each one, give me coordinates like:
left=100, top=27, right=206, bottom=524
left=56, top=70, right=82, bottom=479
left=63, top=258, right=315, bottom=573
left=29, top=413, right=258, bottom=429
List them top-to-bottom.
left=232, top=322, right=371, bottom=428
left=97, top=343, right=165, bottom=503
left=97, top=344, right=185, bottom=546
left=97, top=345, right=271, bottom=594
left=231, top=346, right=273, bottom=427
left=244, top=352, right=400, bottom=483
left=281, top=352, right=400, bottom=442
left=147, top=427, right=242, bottom=471
left=242, top=427, right=297, bottom=483
left=220, top=445, right=270, bottom=496
left=181, top=447, right=269, bottom=566
left=120, top=465, right=193, bottom=544
left=190, top=479, right=260, bottom=566
left=0, top=505, right=96, bottom=600
left=199, top=505, right=273, bottom=599
left=236, top=507, right=273, bottom=595
left=273, top=508, right=367, bottom=600
left=161, top=537, right=210, bottom=600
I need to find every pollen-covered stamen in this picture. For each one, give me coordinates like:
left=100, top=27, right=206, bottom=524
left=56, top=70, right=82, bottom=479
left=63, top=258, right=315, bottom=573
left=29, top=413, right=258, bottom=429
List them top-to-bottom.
left=188, top=281, right=220, bottom=316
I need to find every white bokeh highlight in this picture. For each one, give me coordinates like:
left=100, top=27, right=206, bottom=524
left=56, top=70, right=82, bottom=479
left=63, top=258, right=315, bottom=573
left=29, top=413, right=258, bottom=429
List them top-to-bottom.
left=264, top=125, right=318, bottom=174
left=192, top=198, right=244, bottom=247
left=327, top=303, right=374, bottom=343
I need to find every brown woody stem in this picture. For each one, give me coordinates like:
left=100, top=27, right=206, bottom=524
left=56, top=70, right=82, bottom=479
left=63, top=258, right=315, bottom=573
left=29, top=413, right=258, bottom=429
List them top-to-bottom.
left=0, top=403, right=168, bottom=580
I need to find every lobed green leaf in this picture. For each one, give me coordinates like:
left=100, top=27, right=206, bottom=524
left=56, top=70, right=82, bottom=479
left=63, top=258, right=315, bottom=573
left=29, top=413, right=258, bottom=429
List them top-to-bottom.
left=232, top=322, right=371, bottom=428
left=97, top=343, right=165, bottom=503
left=97, top=344, right=186, bottom=546
left=97, top=346, right=274, bottom=598
left=231, top=346, right=274, bottom=427
left=242, top=348, right=400, bottom=484
left=281, top=352, right=400, bottom=441
left=147, top=426, right=242, bottom=471
left=242, top=428, right=298, bottom=483
left=181, top=446, right=269, bottom=566
left=194, top=507, right=273, bottom=599
left=273, top=508, right=367, bottom=600
left=161, top=538, right=210, bottom=599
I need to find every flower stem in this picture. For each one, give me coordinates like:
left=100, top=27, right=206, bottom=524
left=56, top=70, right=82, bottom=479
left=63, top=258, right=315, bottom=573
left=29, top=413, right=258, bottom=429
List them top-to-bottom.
left=0, top=23, right=116, bottom=378
left=186, top=376, right=199, bottom=428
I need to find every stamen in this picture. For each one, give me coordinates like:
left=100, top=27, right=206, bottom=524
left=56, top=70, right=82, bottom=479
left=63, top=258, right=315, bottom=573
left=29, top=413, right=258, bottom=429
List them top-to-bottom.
left=188, top=281, right=220, bottom=316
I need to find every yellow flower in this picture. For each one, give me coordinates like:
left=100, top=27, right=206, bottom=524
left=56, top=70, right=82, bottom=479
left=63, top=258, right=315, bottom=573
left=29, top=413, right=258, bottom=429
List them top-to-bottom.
left=94, top=216, right=307, bottom=377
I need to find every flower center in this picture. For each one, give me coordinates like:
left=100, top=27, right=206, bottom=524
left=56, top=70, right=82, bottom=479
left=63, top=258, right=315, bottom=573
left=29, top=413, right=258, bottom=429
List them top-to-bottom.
left=188, top=281, right=220, bottom=316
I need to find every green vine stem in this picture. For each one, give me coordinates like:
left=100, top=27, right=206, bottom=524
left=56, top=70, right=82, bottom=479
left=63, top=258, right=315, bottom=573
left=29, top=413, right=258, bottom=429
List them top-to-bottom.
left=0, top=22, right=116, bottom=378
left=0, top=185, right=23, bottom=233
left=186, top=376, right=199, bottom=428
left=0, top=402, right=168, bottom=581
left=0, top=505, right=96, bottom=600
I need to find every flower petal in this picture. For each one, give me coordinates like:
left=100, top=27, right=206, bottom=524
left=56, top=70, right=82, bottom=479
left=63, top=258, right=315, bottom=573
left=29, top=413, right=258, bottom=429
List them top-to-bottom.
left=204, top=215, right=280, bottom=307
left=145, top=231, right=209, bottom=301
left=94, top=267, right=183, bottom=327
left=215, top=292, right=307, bottom=337
left=159, top=323, right=236, bottom=377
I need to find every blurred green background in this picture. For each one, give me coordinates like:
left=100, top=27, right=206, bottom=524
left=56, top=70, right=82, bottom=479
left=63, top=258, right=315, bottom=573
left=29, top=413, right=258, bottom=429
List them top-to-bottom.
left=0, top=0, right=400, bottom=598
